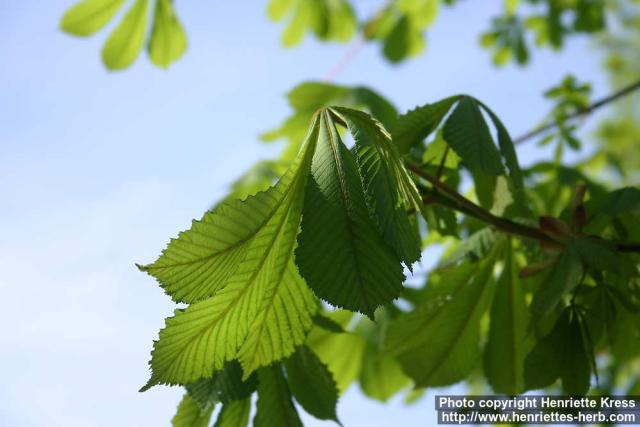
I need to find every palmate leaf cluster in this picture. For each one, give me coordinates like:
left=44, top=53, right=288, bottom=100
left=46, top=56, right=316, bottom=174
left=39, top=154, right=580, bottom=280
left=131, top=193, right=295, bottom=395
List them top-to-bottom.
left=60, top=0, right=619, bottom=70
left=61, top=0, right=187, bottom=70
left=138, top=83, right=640, bottom=426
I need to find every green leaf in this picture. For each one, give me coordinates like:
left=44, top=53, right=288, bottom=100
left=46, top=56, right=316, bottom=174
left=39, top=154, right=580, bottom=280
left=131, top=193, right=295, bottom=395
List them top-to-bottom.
left=60, top=0, right=126, bottom=36
left=101, top=0, right=149, bottom=70
left=148, top=0, right=187, bottom=69
left=267, top=0, right=295, bottom=21
left=273, top=0, right=356, bottom=46
left=281, top=2, right=311, bottom=47
left=383, top=15, right=412, bottom=63
left=263, top=82, right=397, bottom=150
left=392, top=96, right=459, bottom=154
left=442, top=96, right=504, bottom=175
left=478, top=103, right=529, bottom=213
left=332, top=107, right=422, bottom=266
left=296, top=110, right=405, bottom=317
left=139, top=119, right=320, bottom=304
left=140, top=121, right=320, bottom=389
left=471, top=170, right=498, bottom=210
left=601, top=187, right=640, bottom=216
left=441, top=228, right=497, bottom=267
left=484, top=238, right=527, bottom=394
left=573, top=238, right=622, bottom=273
left=530, top=245, right=582, bottom=319
left=387, top=252, right=498, bottom=387
left=524, top=308, right=591, bottom=394
left=313, top=313, right=346, bottom=333
left=357, top=314, right=411, bottom=402
left=307, top=324, right=366, bottom=393
left=359, top=344, right=410, bottom=402
left=284, top=346, right=340, bottom=422
left=186, top=360, right=256, bottom=409
left=254, top=365, right=303, bottom=427
left=172, top=393, right=214, bottom=427
left=213, top=398, right=251, bottom=427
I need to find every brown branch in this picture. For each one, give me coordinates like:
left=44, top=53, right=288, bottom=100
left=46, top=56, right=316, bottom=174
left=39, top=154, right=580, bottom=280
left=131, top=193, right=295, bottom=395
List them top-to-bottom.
left=513, top=79, right=640, bottom=145
left=404, top=159, right=640, bottom=253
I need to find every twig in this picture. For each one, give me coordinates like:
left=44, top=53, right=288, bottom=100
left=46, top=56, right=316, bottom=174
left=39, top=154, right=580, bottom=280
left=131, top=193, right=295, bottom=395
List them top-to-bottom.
left=322, top=37, right=366, bottom=81
left=513, top=79, right=640, bottom=145
left=435, top=145, right=449, bottom=181
left=404, top=159, right=640, bottom=253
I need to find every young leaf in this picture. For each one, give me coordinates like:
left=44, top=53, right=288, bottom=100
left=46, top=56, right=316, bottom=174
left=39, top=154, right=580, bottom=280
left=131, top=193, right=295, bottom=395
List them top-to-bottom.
left=60, top=0, right=126, bottom=36
left=101, top=0, right=149, bottom=70
left=148, top=0, right=187, bottom=68
left=392, top=96, right=459, bottom=154
left=442, top=96, right=504, bottom=176
left=331, top=107, right=422, bottom=266
left=296, top=110, right=405, bottom=317
left=140, top=121, right=320, bottom=389
left=484, top=238, right=527, bottom=394
left=530, top=244, right=582, bottom=318
left=386, top=252, right=498, bottom=387
left=284, top=346, right=340, bottom=423
left=254, top=365, right=303, bottom=427
left=172, top=393, right=214, bottom=427
left=213, top=398, right=251, bottom=427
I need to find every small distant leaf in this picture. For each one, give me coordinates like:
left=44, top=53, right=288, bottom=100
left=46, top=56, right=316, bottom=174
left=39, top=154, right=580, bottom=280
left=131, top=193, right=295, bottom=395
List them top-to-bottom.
left=60, top=0, right=126, bottom=36
left=101, top=0, right=150, bottom=70
left=148, top=0, right=188, bottom=69
left=267, top=0, right=295, bottom=21
left=383, top=15, right=412, bottom=63
left=443, top=96, right=504, bottom=175
left=296, top=111, right=405, bottom=317
left=484, top=238, right=527, bottom=394
left=284, top=346, right=340, bottom=422
left=254, top=365, right=303, bottom=427
left=173, top=393, right=214, bottom=427
left=213, top=399, right=251, bottom=427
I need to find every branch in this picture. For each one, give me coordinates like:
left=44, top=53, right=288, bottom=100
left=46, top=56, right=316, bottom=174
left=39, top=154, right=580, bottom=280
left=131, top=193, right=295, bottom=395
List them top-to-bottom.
left=513, top=79, right=640, bottom=145
left=404, top=159, right=640, bottom=253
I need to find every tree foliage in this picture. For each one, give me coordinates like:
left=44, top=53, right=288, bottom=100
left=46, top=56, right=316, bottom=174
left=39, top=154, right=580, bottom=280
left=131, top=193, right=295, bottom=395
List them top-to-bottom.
left=58, top=0, right=640, bottom=426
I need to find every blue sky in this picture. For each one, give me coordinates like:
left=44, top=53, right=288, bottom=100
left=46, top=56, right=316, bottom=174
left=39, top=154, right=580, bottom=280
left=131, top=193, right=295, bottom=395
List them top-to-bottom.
left=0, top=1, right=613, bottom=426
